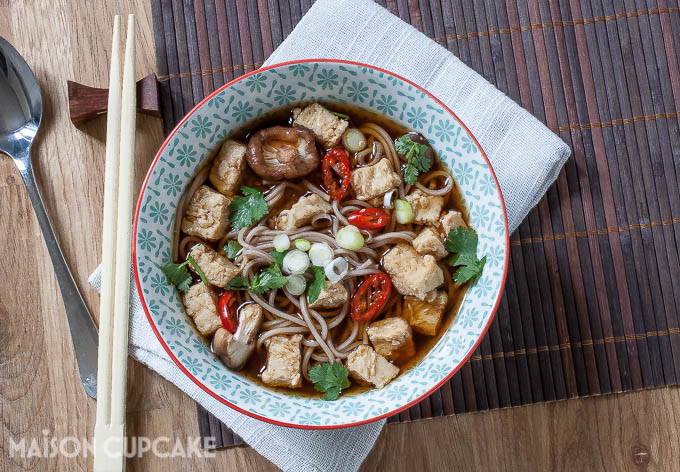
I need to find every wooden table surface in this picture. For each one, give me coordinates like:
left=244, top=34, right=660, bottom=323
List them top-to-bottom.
left=2, top=1, right=679, bottom=470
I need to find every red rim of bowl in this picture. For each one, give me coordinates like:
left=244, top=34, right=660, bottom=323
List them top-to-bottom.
left=133, top=59, right=510, bottom=430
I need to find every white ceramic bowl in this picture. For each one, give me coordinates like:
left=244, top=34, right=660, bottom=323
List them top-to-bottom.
left=133, top=60, right=509, bottom=429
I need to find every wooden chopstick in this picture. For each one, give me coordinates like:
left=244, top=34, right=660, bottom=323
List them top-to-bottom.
left=95, top=12, right=121, bottom=433
left=110, top=12, right=136, bottom=428
left=93, top=14, right=135, bottom=471
left=94, top=14, right=122, bottom=468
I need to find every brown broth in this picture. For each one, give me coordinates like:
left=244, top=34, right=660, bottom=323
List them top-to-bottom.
left=178, top=102, right=471, bottom=398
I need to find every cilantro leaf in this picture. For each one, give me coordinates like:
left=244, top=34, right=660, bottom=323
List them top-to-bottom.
left=394, top=135, right=414, bottom=155
left=395, top=135, right=431, bottom=185
left=410, top=147, right=430, bottom=172
left=402, top=163, right=420, bottom=185
left=229, top=186, right=268, bottom=231
left=444, top=226, right=478, bottom=255
left=445, top=227, right=486, bottom=285
left=224, top=241, right=242, bottom=259
left=271, top=249, right=287, bottom=266
left=449, top=252, right=477, bottom=268
left=187, top=255, right=209, bottom=286
left=454, top=255, right=486, bottom=284
left=161, top=261, right=192, bottom=293
left=250, top=262, right=289, bottom=294
left=225, top=263, right=289, bottom=293
left=307, top=266, right=326, bottom=304
left=226, top=276, right=251, bottom=291
left=332, top=361, right=351, bottom=389
left=309, top=362, right=351, bottom=401
left=324, top=386, right=341, bottom=401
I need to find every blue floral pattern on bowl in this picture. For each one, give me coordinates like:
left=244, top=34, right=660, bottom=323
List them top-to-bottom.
left=133, top=60, right=509, bottom=428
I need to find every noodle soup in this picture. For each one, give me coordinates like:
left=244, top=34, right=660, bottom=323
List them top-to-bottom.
left=163, top=102, right=480, bottom=399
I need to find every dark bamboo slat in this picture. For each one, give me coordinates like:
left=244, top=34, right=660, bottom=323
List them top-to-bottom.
left=149, top=0, right=680, bottom=449
left=152, top=0, right=175, bottom=135
left=612, top=0, right=678, bottom=387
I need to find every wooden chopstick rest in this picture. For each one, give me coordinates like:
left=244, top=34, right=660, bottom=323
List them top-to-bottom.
left=67, top=73, right=160, bottom=126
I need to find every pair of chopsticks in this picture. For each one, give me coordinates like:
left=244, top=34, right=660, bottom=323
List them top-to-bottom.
left=93, top=14, right=136, bottom=471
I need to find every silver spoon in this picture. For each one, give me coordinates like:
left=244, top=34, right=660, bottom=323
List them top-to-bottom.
left=0, top=37, right=98, bottom=399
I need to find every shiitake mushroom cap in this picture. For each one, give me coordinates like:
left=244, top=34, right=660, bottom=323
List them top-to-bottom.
left=246, top=126, right=320, bottom=180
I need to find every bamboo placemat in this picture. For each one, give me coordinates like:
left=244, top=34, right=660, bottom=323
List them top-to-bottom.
left=149, top=0, right=680, bottom=449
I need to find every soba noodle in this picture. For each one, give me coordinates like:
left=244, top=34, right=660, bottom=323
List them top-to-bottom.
left=170, top=104, right=472, bottom=394
left=416, top=170, right=454, bottom=196
left=205, top=196, right=393, bottom=378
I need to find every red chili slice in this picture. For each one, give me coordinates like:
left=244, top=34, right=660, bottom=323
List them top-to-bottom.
left=321, top=148, right=350, bottom=201
left=347, top=208, right=391, bottom=231
left=351, top=273, right=392, bottom=323
left=218, top=291, right=238, bottom=334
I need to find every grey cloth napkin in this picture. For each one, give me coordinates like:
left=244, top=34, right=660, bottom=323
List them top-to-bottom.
left=89, top=1, right=571, bottom=471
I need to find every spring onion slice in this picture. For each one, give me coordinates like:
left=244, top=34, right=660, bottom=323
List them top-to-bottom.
left=330, top=110, right=350, bottom=120
left=342, top=128, right=367, bottom=152
left=383, top=189, right=396, bottom=209
left=394, top=199, right=414, bottom=224
left=336, top=225, right=365, bottom=250
left=273, top=233, right=290, bottom=252
left=294, top=238, right=312, bottom=251
left=309, top=242, right=334, bottom=267
left=282, top=249, right=310, bottom=275
left=325, top=257, right=349, bottom=284
left=286, top=274, right=307, bottom=296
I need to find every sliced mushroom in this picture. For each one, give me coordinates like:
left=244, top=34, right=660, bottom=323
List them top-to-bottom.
left=246, top=126, right=320, bottom=180
left=213, top=303, right=264, bottom=370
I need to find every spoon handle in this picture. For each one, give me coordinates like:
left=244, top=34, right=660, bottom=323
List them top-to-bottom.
left=15, top=148, right=99, bottom=399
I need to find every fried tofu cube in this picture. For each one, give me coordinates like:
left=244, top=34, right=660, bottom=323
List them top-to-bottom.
left=292, top=103, right=349, bottom=148
left=209, top=139, right=247, bottom=196
left=350, top=158, right=401, bottom=201
left=181, top=186, right=231, bottom=242
left=405, top=189, right=444, bottom=226
left=276, top=193, right=332, bottom=230
left=440, top=210, right=467, bottom=236
left=412, top=227, right=448, bottom=260
left=188, top=243, right=240, bottom=287
left=382, top=244, right=444, bottom=300
left=308, top=282, right=348, bottom=309
left=183, top=283, right=221, bottom=335
left=403, top=291, right=448, bottom=336
left=366, top=317, right=415, bottom=363
left=261, top=334, right=303, bottom=388
left=346, top=345, right=399, bottom=388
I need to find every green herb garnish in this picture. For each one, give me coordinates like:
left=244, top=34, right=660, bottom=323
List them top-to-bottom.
left=329, top=110, right=349, bottom=120
left=395, top=135, right=431, bottom=185
left=228, top=186, right=268, bottom=230
left=445, top=227, right=487, bottom=284
left=224, top=240, right=242, bottom=259
left=271, top=249, right=287, bottom=266
left=161, top=256, right=210, bottom=292
left=187, top=256, right=209, bottom=286
left=160, top=260, right=193, bottom=292
left=226, top=262, right=289, bottom=294
left=250, top=262, right=289, bottom=293
left=307, top=266, right=326, bottom=304
left=226, top=276, right=251, bottom=291
left=309, top=361, right=351, bottom=401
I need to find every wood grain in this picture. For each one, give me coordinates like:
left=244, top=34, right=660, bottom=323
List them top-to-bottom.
left=2, top=0, right=680, bottom=470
